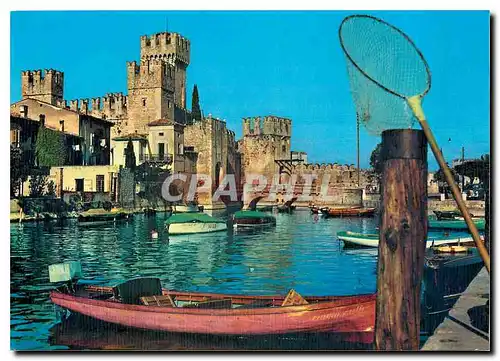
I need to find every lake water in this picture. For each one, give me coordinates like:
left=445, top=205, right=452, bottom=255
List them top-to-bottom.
left=10, top=211, right=478, bottom=350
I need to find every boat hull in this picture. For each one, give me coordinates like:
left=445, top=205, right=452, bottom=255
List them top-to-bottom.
left=325, top=208, right=375, bottom=218
left=429, top=219, right=485, bottom=231
left=167, top=222, right=227, bottom=235
left=338, top=232, right=474, bottom=249
left=50, top=291, right=375, bottom=340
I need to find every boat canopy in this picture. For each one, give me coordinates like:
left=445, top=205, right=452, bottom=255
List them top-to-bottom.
left=165, top=213, right=225, bottom=224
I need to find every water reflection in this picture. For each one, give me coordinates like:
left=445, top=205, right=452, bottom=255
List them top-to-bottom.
left=10, top=210, right=481, bottom=350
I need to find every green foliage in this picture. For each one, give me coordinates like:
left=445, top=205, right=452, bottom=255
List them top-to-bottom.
left=191, top=84, right=202, bottom=122
left=35, top=126, right=67, bottom=167
left=124, top=139, right=136, bottom=170
left=369, top=143, right=383, bottom=185
left=10, top=145, right=29, bottom=197
left=453, top=154, right=490, bottom=184
left=136, top=163, right=170, bottom=209
left=433, top=165, right=459, bottom=195
left=29, top=175, right=48, bottom=198
left=46, top=180, right=56, bottom=197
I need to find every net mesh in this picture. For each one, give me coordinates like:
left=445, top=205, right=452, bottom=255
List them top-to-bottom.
left=339, top=15, right=431, bottom=135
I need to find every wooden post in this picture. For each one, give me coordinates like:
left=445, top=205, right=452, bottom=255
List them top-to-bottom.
left=375, top=129, right=428, bottom=351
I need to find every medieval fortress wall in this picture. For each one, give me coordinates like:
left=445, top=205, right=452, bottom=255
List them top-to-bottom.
left=18, top=30, right=372, bottom=207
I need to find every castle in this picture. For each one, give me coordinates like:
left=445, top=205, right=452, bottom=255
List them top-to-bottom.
left=11, top=30, right=376, bottom=208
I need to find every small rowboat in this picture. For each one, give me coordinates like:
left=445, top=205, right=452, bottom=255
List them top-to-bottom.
left=172, top=203, right=204, bottom=213
left=325, top=207, right=376, bottom=218
left=233, top=210, right=276, bottom=228
left=77, top=212, right=132, bottom=226
left=165, top=213, right=227, bottom=235
left=429, top=218, right=485, bottom=231
left=337, top=231, right=474, bottom=249
left=433, top=245, right=469, bottom=254
left=49, top=277, right=375, bottom=343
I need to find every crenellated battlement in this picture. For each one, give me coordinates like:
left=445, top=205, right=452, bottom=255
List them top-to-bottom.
left=140, top=32, right=190, bottom=65
left=127, top=58, right=175, bottom=92
left=21, top=69, right=64, bottom=105
left=66, top=93, right=128, bottom=119
left=243, top=115, right=292, bottom=137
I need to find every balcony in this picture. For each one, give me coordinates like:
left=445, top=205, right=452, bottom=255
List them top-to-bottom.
left=140, top=153, right=173, bottom=164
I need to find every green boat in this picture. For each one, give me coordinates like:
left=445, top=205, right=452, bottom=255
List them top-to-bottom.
left=232, top=210, right=276, bottom=228
left=165, top=213, right=227, bottom=235
left=429, top=218, right=485, bottom=231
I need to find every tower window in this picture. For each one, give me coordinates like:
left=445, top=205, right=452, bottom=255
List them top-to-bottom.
left=142, top=98, right=147, bottom=107
left=20, top=105, right=28, bottom=118
left=39, top=114, right=45, bottom=126
left=59, top=120, right=65, bottom=132
left=159, top=132, right=164, bottom=136
left=282, top=145, right=286, bottom=153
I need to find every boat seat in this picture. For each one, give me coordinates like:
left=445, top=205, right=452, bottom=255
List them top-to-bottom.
left=112, top=277, right=163, bottom=305
left=281, top=289, right=309, bottom=307
left=140, top=295, right=176, bottom=307
left=183, top=299, right=232, bottom=309
left=236, top=299, right=274, bottom=309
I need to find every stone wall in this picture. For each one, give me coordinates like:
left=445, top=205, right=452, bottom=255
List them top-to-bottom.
left=126, top=59, right=175, bottom=134
left=21, top=69, right=64, bottom=105
left=183, top=116, right=239, bottom=208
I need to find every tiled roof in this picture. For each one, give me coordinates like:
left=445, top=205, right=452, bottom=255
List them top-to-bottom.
left=148, top=118, right=175, bottom=126
left=113, top=133, right=148, bottom=141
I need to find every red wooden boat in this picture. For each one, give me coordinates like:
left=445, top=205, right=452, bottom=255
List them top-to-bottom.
left=325, top=207, right=376, bottom=218
left=50, top=278, right=375, bottom=343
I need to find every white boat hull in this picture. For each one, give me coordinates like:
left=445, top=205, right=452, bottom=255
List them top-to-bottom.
left=167, top=222, right=227, bottom=235
left=338, top=235, right=474, bottom=248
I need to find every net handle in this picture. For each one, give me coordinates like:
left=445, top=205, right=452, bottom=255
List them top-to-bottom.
left=339, top=14, right=432, bottom=99
left=407, top=96, right=490, bottom=273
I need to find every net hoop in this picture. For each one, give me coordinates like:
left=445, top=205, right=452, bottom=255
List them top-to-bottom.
left=339, top=14, right=432, bottom=99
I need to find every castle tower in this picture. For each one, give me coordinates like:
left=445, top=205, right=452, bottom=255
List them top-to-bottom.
left=139, top=32, right=190, bottom=109
left=126, top=58, right=175, bottom=134
left=21, top=69, right=64, bottom=106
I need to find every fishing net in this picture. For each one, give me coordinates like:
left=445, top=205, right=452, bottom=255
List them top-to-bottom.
left=338, top=14, right=490, bottom=272
left=339, top=15, right=431, bottom=135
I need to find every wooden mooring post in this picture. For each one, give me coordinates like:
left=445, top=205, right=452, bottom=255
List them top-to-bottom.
left=375, top=129, right=428, bottom=351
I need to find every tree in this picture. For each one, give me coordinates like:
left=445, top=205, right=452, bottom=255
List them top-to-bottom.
left=191, top=84, right=202, bottom=122
left=35, top=126, right=67, bottom=167
left=124, top=138, right=136, bottom=170
left=367, top=142, right=383, bottom=190
left=369, top=142, right=383, bottom=176
left=10, top=145, right=29, bottom=197
left=135, top=163, right=171, bottom=210
left=433, top=164, right=460, bottom=196
left=29, top=175, right=48, bottom=198
left=46, top=180, right=56, bottom=197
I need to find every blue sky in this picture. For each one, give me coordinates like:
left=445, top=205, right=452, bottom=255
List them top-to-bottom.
left=10, top=11, right=490, bottom=170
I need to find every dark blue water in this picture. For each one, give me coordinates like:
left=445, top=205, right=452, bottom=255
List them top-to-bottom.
left=10, top=211, right=475, bottom=350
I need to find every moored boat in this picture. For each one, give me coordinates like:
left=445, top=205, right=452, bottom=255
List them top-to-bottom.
left=277, top=198, right=298, bottom=213
left=172, top=203, right=204, bottom=213
left=310, top=206, right=320, bottom=214
left=320, top=207, right=330, bottom=215
left=325, top=207, right=376, bottom=218
left=233, top=210, right=276, bottom=228
left=433, top=210, right=481, bottom=221
left=77, top=211, right=132, bottom=226
left=165, top=213, right=227, bottom=235
left=429, top=218, right=485, bottom=231
left=337, top=231, right=474, bottom=249
left=49, top=276, right=375, bottom=342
